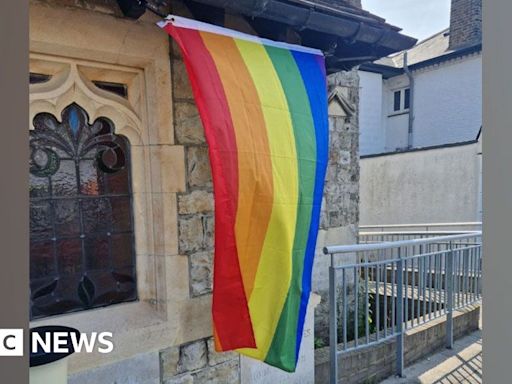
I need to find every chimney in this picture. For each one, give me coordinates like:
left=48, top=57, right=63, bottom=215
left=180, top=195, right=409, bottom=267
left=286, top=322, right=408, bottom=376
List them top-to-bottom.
left=326, top=0, right=362, bottom=8
left=346, top=0, right=362, bottom=8
left=449, top=0, right=482, bottom=50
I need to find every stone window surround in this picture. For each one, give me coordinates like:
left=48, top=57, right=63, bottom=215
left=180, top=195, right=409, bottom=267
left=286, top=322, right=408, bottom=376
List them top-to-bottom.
left=29, top=3, right=212, bottom=374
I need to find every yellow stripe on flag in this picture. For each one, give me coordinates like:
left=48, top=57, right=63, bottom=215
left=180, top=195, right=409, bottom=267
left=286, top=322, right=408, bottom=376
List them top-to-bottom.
left=235, top=38, right=299, bottom=359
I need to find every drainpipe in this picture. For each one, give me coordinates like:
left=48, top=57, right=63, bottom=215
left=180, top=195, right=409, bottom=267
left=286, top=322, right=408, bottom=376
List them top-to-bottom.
left=403, top=51, right=414, bottom=148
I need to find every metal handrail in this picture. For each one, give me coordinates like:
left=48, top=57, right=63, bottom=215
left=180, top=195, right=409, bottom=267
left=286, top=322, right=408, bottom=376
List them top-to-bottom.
left=360, top=222, right=482, bottom=231
left=359, top=230, right=475, bottom=236
left=324, top=232, right=482, bottom=384
left=324, top=232, right=482, bottom=254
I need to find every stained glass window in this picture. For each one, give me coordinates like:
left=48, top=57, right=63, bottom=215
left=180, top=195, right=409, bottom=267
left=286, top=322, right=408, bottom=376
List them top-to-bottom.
left=30, top=103, right=137, bottom=319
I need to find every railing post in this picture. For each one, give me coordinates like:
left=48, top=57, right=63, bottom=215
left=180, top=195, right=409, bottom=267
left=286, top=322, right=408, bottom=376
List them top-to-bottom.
left=446, top=242, right=454, bottom=349
left=395, top=248, right=404, bottom=377
left=329, top=253, right=338, bottom=384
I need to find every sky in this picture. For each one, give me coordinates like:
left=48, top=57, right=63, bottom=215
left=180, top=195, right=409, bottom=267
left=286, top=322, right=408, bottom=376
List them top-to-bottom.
left=362, top=0, right=451, bottom=41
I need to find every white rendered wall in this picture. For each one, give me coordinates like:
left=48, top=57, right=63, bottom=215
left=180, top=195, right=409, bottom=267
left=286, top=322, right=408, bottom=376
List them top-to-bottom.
left=363, top=55, right=482, bottom=153
left=412, top=55, right=482, bottom=147
left=358, top=71, right=385, bottom=155
left=383, top=74, right=410, bottom=152
left=385, top=114, right=409, bottom=150
left=360, top=142, right=481, bottom=225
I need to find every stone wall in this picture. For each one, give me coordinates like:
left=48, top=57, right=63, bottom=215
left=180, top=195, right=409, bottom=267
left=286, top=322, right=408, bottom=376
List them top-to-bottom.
left=449, top=0, right=482, bottom=50
left=171, top=38, right=216, bottom=299
left=313, top=70, right=360, bottom=344
left=322, top=71, right=360, bottom=232
left=315, top=305, right=481, bottom=384
left=160, top=338, right=239, bottom=384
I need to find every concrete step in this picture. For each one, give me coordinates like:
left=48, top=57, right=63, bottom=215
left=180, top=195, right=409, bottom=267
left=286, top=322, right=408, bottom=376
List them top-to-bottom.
left=379, top=329, right=482, bottom=384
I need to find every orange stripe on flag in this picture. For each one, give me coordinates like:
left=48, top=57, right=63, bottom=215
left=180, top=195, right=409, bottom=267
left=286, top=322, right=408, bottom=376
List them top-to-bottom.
left=201, top=32, right=274, bottom=299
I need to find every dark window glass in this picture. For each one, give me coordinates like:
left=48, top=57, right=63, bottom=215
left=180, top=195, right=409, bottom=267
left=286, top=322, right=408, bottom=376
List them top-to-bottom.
left=30, top=73, right=52, bottom=84
left=92, top=81, right=128, bottom=98
left=404, top=88, right=411, bottom=110
left=393, top=90, right=401, bottom=111
left=29, top=103, right=137, bottom=319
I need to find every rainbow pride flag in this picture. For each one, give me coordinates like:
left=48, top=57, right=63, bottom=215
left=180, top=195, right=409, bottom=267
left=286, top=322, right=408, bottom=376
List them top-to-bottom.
left=159, top=16, right=329, bottom=372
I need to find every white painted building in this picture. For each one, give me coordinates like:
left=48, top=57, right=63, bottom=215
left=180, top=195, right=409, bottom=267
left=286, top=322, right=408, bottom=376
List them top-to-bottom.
left=358, top=0, right=483, bottom=225
left=358, top=24, right=482, bottom=156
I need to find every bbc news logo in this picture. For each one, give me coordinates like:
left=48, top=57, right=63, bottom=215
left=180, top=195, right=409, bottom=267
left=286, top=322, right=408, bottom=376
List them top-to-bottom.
left=0, top=328, right=114, bottom=356
left=0, top=329, right=23, bottom=356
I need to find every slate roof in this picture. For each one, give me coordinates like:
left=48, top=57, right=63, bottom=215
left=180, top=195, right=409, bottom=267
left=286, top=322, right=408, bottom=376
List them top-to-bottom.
left=361, top=26, right=482, bottom=78
left=376, top=28, right=451, bottom=68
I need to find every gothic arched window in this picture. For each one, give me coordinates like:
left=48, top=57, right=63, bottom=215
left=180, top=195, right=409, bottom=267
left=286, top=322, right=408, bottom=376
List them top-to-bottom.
left=30, top=103, right=137, bottom=319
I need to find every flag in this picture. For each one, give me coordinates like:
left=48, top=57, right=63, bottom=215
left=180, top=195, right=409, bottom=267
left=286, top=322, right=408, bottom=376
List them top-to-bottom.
left=159, top=15, right=329, bottom=372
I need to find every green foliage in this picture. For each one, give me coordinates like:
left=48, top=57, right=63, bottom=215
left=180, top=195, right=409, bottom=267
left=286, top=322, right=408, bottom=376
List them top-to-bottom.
left=336, top=277, right=376, bottom=344
left=314, top=337, right=326, bottom=349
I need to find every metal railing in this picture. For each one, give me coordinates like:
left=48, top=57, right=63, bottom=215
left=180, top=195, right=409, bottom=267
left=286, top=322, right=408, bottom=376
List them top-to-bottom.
left=360, top=222, right=482, bottom=233
left=358, top=229, right=482, bottom=248
left=358, top=230, right=479, bottom=244
left=323, top=232, right=482, bottom=384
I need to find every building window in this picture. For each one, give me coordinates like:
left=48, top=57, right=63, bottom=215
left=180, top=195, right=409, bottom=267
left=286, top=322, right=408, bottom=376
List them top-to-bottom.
left=392, top=88, right=410, bottom=113
left=404, top=88, right=411, bottom=109
left=393, top=90, right=401, bottom=111
left=30, top=103, right=137, bottom=319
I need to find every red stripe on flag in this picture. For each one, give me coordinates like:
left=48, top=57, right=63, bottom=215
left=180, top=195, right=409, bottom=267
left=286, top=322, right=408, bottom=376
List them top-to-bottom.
left=164, top=25, right=256, bottom=349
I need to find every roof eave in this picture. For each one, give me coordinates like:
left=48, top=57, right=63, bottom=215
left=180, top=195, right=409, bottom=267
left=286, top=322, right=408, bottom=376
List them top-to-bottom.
left=183, top=0, right=417, bottom=73
left=361, top=43, right=482, bottom=78
left=408, top=43, right=482, bottom=71
left=359, top=63, right=404, bottom=78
